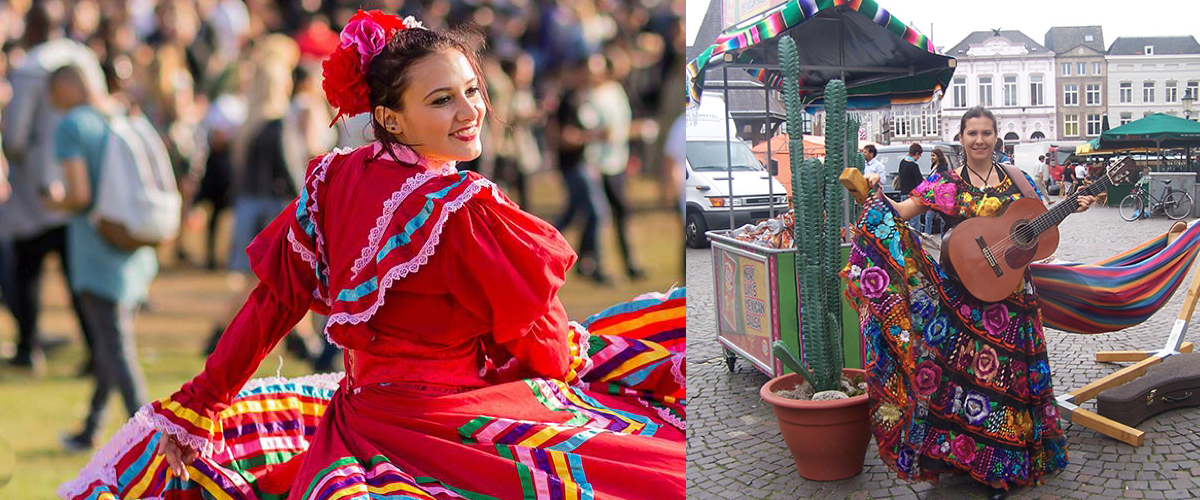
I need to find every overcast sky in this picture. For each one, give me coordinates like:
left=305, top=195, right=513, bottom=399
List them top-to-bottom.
left=687, top=0, right=1200, bottom=52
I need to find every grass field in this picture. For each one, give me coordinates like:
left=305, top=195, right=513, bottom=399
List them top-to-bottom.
left=0, top=170, right=683, bottom=498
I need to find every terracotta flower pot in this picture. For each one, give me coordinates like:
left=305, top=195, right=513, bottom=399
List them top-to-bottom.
left=760, top=369, right=871, bottom=481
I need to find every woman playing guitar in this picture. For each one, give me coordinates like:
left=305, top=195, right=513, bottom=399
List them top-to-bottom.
left=845, top=107, right=1093, bottom=500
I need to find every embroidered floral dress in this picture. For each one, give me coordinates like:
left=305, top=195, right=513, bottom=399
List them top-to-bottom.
left=59, top=144, right=686, bottom=500
left=842, top=166, right=1068, bottom=490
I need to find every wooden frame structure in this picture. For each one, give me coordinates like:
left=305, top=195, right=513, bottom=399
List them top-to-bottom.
left=1055, top=221, right=1199, bottom=446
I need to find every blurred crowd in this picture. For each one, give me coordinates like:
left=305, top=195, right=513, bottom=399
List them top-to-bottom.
left=0, top=0, right=685, bottom=382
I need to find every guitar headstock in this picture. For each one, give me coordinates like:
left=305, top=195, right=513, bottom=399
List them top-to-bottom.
left=1106, top=156, right=1138, bottom=185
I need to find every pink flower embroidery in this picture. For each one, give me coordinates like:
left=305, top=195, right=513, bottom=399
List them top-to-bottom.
left=340, top=16, right=388, bottom=67
left=933, top=182, right=958, bottom=211
left=859, top=266, right=890, bottom=298
left=983, top=303, right=1010, bottom=337
left=974, top=344, right=999, bottom=382
left=913, top=360, right=942, bottom=396
left=951, top=434, right=976, bottom=464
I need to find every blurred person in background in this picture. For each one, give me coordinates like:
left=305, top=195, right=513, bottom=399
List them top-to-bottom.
left=0, top=1, right=107, bottom=375
left=203, top=34, right=315, bottom=361
left=586, top=47, right=644, bottom=280
left=488, top=51, right=540, bottom=208
left=552, top=56, right=610, bottom=285
left=43, top=64, right=155, bottom=451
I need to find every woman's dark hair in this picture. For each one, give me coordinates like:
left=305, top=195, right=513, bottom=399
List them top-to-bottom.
left=365, top=26, right=492, bottom=165
left=958, top=106, right=998, bottom=138
left=907, top=143, right=923, bottom=156
left=931, top=148, right=947, bottom=167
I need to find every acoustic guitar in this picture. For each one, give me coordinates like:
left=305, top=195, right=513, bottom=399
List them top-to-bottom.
left=943, top=156, right=1138, bottom=302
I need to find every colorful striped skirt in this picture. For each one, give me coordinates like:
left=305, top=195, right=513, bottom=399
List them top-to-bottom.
left=58, top=289, right=685, bottom=500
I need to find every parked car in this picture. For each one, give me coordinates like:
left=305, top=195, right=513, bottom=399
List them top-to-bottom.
left=684, top=94, right=789, bottom=248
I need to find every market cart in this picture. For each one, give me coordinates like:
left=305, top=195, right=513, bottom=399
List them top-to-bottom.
left=707, top=230, right=862, bottom=378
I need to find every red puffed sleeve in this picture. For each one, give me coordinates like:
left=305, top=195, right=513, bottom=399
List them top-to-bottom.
left=135, top=155, right=333, bottom=456
left=443, top=190, right=578, bottom=380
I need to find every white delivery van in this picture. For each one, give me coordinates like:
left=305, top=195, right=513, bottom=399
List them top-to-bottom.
left=685, top=93, right=789, bottom=248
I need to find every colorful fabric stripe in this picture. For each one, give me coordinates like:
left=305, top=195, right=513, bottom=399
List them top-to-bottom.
left=686, top=0, right=951, bottom=107
left=1030, top=221, right=1200, bottom=334
left=58, top=290, right=685, bottom=500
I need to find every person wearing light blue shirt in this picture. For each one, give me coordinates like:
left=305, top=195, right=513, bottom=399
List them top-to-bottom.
left=44, top=65, right=155, bottom=450
left=863, top=144, right=885, bottom=177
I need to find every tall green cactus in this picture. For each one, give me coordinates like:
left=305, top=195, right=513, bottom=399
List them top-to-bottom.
left=771, top=36, right=849, bottom=394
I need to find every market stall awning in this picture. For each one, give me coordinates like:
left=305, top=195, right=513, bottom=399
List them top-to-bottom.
left=686, top=0, right=956, bottom=109
left=1098, top=113, right=1200, bottom=150
left=1075, top=137, right=1156, bottom=156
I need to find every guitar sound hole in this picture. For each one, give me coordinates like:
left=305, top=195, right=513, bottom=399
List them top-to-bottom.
left=1012, top=221, right=1034, bottom=248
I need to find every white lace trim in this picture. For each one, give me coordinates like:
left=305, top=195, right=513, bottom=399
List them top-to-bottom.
left=304, top=148, right=352, bottom=306
left=351, top=166, right=458, bottom=278
left=326, top=179, right=495, bottom=327
left=287, top=227, right=329, bottom=304
left=567, top=321, right=595, bottom=385
left=670, top=354, right=685, bottom=390
left=55, top=373, right=347, bottom=500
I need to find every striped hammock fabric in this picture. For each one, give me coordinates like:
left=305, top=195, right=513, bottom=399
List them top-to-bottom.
left=686, top=0, right=945, bottom=107
left=1030, top=222, right=1200, bottom=334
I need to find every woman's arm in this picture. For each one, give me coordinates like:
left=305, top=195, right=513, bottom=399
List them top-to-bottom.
left=41, top=158, right=91, bottom=211
left=864, top=172, right=929, bottom=221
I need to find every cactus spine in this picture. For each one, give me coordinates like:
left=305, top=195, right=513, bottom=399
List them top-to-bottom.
left=771, top=36, right=848, bottom=394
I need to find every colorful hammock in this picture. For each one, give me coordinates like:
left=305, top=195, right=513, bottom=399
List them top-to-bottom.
left=1030, top=222, right=1200, bottom=334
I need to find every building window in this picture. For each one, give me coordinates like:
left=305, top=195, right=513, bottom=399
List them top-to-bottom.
left=1085, top=34, right=1094, bottom=43
left=1145, top=45, right=1154, bottom=55
left=1093, top=62, right=1102, bottom=75
left=1062, top=63, right=1071, bottom=76
left=1078, top=63, right=1086, bottom=75
left=1030, top=74, right=1044, bottom=106
left=1003, top=75, right=1018, bottom=106
left=979, top=76, right=993, bottom=107
left=952, top=77, right=967, bottom=108
left=1166, top=80, right=1178, bottom=102
left=1144, top=81, right=1155, bottom=102
left=1189, top=81, right=1200, bottom=100
left=1120, top=82, right=1133, bottom=103
left=1064, top=84, right=1079, bottom=106
left=1086, top=84, right=1101, bottom=105
left=925, top=109, right=939, bottom=137
left=895, top=111, right=910, bottom=137
left=1145, top=111, right=1154, bottom=117
left=1120, top=112, right=1133, bottom=125
left=1086, top=114, right=1102, bottom=136
left=1065, top=115, right=1079, bottom=136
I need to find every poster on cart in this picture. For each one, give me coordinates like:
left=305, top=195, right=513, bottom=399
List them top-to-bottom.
left=716, top=246, right=773, bottom=367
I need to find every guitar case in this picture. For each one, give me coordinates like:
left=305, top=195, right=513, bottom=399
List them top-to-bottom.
left=1096, top=353, right=1200, bottom=427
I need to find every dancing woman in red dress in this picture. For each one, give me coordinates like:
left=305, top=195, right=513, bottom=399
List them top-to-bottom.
left=59, top=11, right=684, bottom=500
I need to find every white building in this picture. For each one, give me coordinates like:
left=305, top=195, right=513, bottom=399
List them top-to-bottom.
left=939, top=30, right=1059, bottom=148
left=1106, top=37, right=1200, bottom=125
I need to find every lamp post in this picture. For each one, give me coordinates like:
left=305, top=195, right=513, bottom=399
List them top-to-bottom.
left=1184, top=89, right=1195, bottom=120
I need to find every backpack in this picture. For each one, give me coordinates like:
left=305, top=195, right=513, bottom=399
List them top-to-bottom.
left=92, top=113, right=181, bottom=251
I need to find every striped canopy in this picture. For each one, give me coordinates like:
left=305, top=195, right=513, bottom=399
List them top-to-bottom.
left=686, top=0, right=956, bottom=109
left=1030, top=221, right=1200, bottom=334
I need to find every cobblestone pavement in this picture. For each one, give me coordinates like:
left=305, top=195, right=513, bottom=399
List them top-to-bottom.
left=687, top=206, right=1200, bottom=500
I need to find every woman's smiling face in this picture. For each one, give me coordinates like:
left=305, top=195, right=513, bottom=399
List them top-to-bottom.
left=390, top=48, right=486, bottom=162
left=961, top=116, right=997, bottom=166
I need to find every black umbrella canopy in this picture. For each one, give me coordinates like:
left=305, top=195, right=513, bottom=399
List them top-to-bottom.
left=686, top=0, right=956, bottom=109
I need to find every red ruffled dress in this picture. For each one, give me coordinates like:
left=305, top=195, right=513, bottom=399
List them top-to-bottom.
left=59, top=144, right=685, bottom=500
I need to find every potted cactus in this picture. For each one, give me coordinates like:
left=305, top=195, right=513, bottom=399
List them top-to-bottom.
left=758, top=36, right=871, bottom=482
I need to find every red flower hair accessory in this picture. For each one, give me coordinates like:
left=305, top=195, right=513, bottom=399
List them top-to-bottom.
left=322, top=10, right=425, bottom=124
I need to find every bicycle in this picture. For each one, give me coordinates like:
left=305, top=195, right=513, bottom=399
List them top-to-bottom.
left=1119, top=177, right=1194, bottom=221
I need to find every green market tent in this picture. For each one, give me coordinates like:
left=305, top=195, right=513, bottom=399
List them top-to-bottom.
left=686, top=0, right=956, bottom=110
left=1098, top=113, right=1200, bottom=150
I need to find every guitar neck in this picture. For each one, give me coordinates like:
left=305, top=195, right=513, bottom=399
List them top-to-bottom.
left=1026, top=174, right=1114, bottom=236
